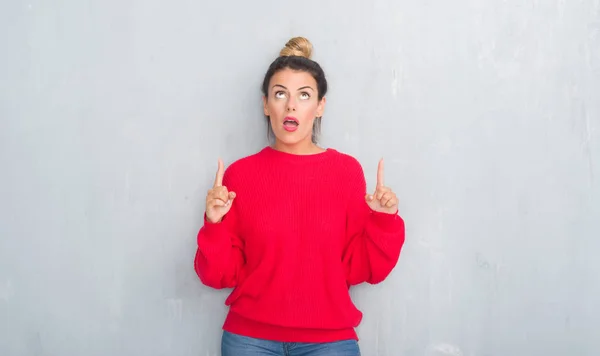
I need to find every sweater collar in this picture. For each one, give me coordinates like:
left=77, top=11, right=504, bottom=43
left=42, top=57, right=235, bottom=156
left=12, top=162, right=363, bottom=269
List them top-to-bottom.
left=262, top=146, right=335, bottom=163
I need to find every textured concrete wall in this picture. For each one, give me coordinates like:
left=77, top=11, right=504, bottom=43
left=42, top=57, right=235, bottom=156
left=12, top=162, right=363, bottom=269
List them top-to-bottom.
left=1, top=1, right=599, bottom=355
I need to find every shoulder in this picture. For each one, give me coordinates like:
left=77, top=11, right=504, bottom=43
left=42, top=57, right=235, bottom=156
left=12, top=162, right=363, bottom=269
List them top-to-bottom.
left=221, top=147, right=268, bottom=184
left=326, top=148, right=367, bottom=191
left=327, top=148, right=365, bottom=175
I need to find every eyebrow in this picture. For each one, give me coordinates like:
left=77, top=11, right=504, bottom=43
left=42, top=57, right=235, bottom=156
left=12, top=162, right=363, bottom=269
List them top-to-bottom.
left=272, top=84, right=315, bottom=92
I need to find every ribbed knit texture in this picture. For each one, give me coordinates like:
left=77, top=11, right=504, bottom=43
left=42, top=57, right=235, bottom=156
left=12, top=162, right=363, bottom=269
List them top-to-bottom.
left=194, top=146, right=405, bottom=343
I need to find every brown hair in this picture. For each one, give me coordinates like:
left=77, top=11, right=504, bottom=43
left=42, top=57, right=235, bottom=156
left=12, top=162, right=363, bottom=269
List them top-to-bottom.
left=279, top=37, right=313, bottom=58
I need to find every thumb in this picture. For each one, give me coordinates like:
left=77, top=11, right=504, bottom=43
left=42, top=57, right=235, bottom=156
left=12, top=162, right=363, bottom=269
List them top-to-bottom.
left=225, top=191, right=236, bottom=206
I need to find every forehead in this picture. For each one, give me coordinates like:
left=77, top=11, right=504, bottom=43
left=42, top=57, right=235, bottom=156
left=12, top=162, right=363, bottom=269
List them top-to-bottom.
left=269, top=68, right=317, bottom=90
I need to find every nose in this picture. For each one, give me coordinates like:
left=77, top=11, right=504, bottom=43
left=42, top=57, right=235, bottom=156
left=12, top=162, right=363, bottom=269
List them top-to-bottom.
left=286, top=99, right=296, bottom=112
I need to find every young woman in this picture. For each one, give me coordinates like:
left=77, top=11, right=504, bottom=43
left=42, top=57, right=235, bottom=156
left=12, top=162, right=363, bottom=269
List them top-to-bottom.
left=194, top=37, right=406, bottom=356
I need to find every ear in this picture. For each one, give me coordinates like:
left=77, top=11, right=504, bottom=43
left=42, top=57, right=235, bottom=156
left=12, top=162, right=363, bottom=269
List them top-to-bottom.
left=262, top=96, right=269, bottom=116
left=316, top=96, right=326, bottom=118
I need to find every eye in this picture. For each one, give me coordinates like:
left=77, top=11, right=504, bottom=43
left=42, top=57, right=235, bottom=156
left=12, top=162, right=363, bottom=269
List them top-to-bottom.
left=275, top=91, right=286, bottom=99
left=299, top=92, right=311, bottom=100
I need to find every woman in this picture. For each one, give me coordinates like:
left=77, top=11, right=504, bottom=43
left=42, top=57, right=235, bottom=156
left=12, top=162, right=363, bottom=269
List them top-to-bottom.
left=194, top=37, right=405, bottom=356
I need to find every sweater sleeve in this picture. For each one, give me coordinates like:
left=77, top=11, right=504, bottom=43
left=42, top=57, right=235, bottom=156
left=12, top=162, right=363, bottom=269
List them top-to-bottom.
left=342, top=160, right=405, bottom=286
left=194, top=170, right=245, bottom=289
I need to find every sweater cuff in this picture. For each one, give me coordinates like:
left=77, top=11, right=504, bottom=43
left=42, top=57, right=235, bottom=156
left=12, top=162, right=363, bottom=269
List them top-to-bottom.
left=369, top=210, right=404, bottom=233
left=202, top=212, right=223, bottom=231
left=197, top=213, right=230, bottom=251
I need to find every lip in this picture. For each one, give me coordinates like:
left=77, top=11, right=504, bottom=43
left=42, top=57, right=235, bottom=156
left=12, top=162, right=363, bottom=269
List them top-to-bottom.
left=283, top=116, right=299, bottom=132
left=284, top=116, right=299, bottom=124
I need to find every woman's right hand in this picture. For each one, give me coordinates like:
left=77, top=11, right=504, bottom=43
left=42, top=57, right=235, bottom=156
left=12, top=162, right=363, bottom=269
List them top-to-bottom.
left=205, top=159, right=236, bottom=224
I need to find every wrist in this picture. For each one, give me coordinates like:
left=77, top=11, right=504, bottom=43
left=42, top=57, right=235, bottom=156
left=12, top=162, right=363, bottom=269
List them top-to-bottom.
left=204, top=212, right=222, bottom=224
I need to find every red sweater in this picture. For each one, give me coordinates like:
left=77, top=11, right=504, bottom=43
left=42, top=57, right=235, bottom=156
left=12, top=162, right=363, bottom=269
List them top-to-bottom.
left=194, top=146, right=405, bottom=343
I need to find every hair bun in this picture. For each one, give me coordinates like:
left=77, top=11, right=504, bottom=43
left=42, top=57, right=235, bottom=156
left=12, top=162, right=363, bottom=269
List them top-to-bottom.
left=279, top=37, right=313, bottom=59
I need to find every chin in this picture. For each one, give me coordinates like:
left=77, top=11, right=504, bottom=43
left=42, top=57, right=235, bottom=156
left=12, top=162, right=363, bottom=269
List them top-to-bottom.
left=274, top=131, right=310, bottom=146
left=275, top=136, right=301, bottom=145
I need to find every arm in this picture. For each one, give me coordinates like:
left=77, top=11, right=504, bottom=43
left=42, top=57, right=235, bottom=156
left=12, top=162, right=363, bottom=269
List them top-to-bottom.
left=342, top=161, right=405, bottom=285
left=194, top=165, right=245, bottom=289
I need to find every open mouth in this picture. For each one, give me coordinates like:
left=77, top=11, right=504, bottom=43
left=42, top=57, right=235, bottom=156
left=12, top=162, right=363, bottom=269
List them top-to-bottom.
left=283, top=117, right=299, bottom=127
left=283, top=117, right=299, bottom=131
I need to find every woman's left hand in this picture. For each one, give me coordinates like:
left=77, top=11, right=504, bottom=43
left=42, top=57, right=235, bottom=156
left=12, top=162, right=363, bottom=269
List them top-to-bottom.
left=365, top=158, right=399, bottom=214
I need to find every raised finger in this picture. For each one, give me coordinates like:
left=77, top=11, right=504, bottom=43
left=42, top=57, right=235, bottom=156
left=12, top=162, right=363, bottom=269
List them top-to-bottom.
left=214, top=158, right=224, bottom=187
left=376, top=158, right=384, bottom=187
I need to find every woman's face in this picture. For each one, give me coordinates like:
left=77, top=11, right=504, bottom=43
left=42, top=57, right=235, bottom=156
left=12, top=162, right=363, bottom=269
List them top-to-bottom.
left=263, top=68, right=326, bottom=149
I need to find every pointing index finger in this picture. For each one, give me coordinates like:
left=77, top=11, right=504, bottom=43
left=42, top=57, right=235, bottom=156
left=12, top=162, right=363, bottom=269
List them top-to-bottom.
left=214, top=158, right=224, bottom=187
left=377, top=158, right=384, bottom=187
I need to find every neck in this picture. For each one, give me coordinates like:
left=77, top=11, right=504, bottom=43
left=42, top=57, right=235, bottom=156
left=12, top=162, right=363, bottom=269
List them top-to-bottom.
left=272, top=139, right=325, bottom=155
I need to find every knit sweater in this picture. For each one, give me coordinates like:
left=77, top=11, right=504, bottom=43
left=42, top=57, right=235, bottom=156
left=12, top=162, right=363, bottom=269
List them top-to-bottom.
left=194, top=146, right=405, bottom=343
